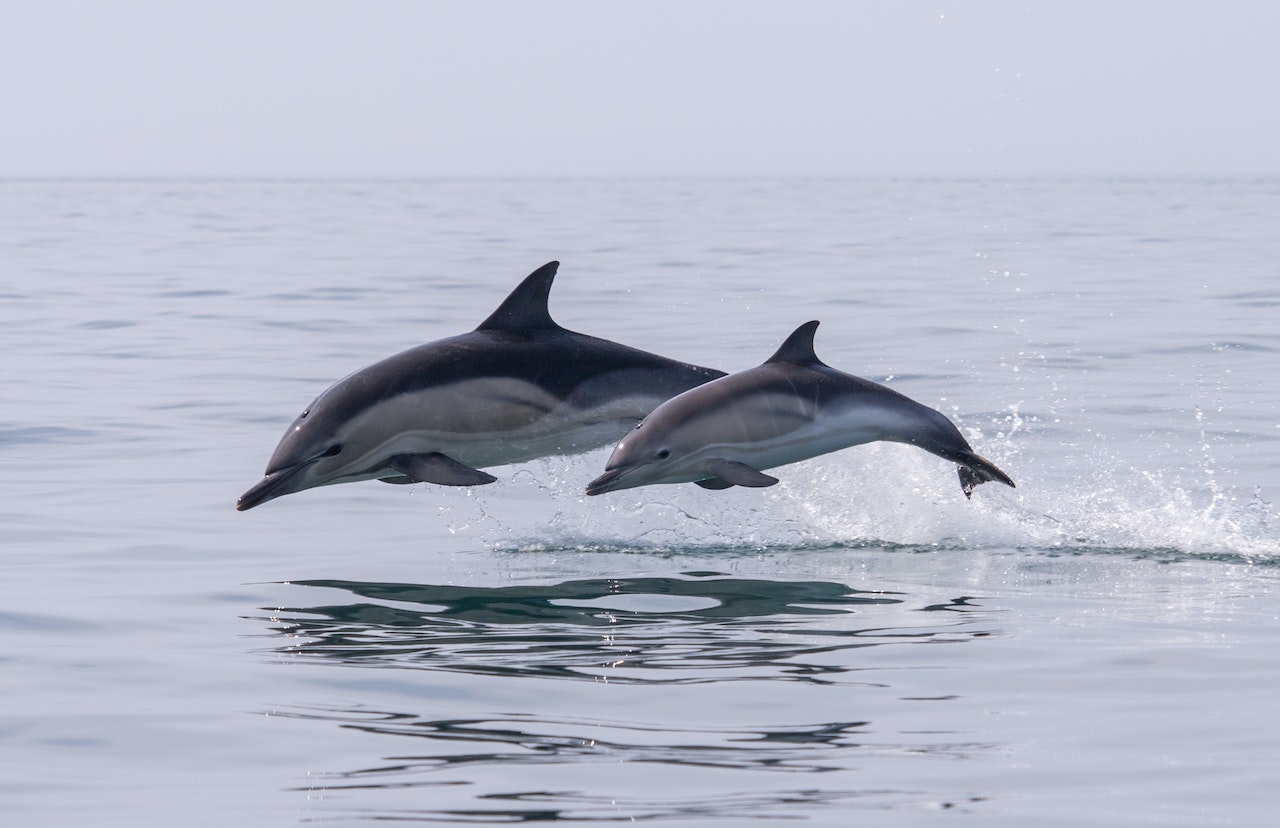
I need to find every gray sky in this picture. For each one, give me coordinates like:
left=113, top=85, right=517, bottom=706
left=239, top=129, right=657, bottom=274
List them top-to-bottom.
left=3, top=0, right=1277, bottom=177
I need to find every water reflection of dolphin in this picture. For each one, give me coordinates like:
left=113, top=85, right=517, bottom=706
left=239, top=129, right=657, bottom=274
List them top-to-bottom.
left=237, top=262, right=724, bottom=510
left=586, top=321, right=1015, bottom=498
left=259, top=575, right=1000, bottom=819
left=283, top=575, right=898, bottom=625
left=256, top=576, right=1000, bottom=688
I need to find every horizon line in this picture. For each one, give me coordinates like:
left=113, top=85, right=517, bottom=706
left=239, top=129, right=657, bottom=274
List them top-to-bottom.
left=4, top=171, right=1279, bottom=182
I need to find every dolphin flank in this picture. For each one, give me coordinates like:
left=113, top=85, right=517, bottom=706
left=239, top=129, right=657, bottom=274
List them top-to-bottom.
left=237, top=262, right=725, bottom=511
left=584, top=320, right=1015, bottom=498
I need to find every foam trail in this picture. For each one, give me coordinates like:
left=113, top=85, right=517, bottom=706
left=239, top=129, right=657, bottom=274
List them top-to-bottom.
left=417, top=438, right=1277, bottom=563
left=768, top=444, right=1278, bottom=561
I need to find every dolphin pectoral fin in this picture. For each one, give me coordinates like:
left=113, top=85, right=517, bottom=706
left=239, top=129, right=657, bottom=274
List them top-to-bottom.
left=955, top=452, right=1016, bottom=498
left=387, top=453, right=498, bottom=486
left=700, top=458, right=779, bottom=488
left=378, top=475, right=417, bottom=485
left=695, top=477, right=735, bottom=490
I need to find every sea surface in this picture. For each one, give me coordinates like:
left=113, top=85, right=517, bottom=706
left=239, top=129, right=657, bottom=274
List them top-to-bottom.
left=3, top=177, right=1278, bottom=826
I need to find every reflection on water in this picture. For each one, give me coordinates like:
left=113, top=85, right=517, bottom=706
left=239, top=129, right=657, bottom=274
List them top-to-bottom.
left=258, top=573, right=999, bottom=822
left=259, top=573, right=996, bottom=685
left=282, top=706, right=990, bottom=821
left=281, top=709, right=877, bottom=774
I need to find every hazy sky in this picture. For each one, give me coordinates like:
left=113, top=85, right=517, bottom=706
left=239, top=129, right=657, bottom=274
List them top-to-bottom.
left=3, top=1, right=1277, bottom=176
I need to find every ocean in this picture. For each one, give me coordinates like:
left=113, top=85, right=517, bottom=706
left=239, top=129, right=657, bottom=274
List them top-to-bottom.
left=3, top=177, right=1278, bottom=826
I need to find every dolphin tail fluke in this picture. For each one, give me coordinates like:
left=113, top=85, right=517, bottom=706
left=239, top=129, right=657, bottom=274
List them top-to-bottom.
left=955, top=452, right=1015, bottom=498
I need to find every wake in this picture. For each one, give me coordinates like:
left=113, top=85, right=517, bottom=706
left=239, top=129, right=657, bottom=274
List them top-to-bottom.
left=416, top=424, right=1279, bottom=565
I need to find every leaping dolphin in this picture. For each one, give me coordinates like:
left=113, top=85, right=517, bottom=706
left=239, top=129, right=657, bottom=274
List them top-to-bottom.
left=237, top=262, right=725, bottom=511
left=585, top=320, right=1014, bottom=498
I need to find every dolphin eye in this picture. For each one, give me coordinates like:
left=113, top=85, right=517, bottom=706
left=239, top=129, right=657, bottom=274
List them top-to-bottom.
left=300, top=408, right=311, bottom=419
left=320, top=445, right=342, bottom=458
left=657, top=449, right=671, bottom=460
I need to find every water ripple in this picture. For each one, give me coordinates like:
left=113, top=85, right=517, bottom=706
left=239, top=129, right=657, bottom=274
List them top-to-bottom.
left=259, top=574, right=999, bottom=821
left=256, top=575, right=992, bottom=686
left=276, top=706, right=993, bottom=822
left=295, top=783, right=986, bottom=824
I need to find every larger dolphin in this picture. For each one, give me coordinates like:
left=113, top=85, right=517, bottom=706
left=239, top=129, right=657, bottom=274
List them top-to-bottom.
left=237, top=262, right=725, bottom=511
left=585, top=320, right=1015, bottom=498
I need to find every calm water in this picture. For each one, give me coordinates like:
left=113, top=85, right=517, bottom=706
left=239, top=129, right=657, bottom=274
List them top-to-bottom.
left=3, top=178, right=1278, bottom=826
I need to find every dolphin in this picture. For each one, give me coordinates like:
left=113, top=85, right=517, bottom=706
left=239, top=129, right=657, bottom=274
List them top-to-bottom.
left=237, top=262, right=725, bottom=511
left=585, top=320, right=1015, bottom=498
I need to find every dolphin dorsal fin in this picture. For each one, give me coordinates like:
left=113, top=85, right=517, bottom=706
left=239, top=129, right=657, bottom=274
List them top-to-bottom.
left=475, top=261, right=562, bottom=331
left=764, top=320, right=824, bottom=365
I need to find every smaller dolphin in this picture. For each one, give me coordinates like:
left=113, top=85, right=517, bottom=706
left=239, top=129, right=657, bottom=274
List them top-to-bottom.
left=238, top=262, right=725, bottom=511
left=585, top=320, right=1015, bottom=498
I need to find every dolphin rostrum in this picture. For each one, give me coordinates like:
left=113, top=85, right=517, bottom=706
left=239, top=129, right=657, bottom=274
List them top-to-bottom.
left=237, top=262, right=725, bottom=511
left=585, top=320, right=1014, bottom=498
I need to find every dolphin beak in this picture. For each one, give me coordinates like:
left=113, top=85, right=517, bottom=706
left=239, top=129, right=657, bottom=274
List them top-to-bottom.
left=236, top=464, right=309, bottom=511
left=584, top=466, right=630, bottom=496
